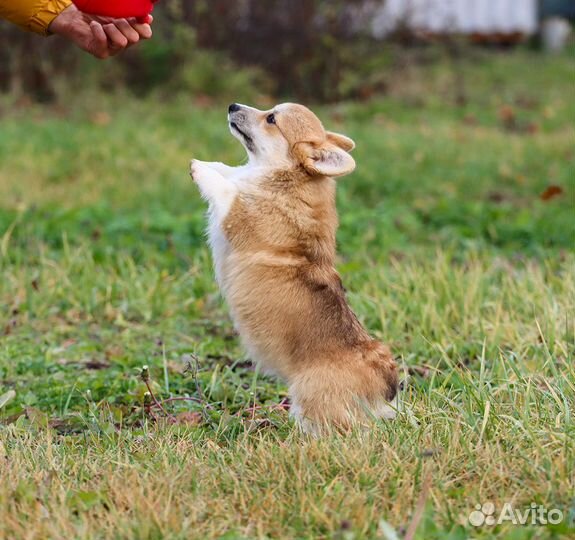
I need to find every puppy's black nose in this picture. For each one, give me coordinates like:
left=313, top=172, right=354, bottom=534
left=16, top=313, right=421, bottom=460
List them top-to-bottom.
left=228, top=103, right=241, bottom=113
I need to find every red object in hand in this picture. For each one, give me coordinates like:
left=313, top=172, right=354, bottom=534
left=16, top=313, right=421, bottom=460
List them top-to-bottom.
left=72, top=0, right=157, bottom=24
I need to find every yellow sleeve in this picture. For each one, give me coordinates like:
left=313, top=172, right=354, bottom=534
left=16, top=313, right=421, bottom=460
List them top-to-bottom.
left=0, top=0, right=72, bottom=35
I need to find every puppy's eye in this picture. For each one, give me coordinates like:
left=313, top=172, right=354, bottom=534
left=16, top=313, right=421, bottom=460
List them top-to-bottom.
left=266, top=113, right=276, bottom=125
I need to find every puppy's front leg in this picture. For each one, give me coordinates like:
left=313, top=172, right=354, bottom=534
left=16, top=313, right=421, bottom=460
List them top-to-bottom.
left=190, top=159, right=237, bottom=215
left=200, top=161, right=238, bottom=178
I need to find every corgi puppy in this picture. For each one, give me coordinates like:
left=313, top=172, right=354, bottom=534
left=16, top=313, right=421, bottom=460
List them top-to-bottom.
left=190, top=103, right=398, bottom=433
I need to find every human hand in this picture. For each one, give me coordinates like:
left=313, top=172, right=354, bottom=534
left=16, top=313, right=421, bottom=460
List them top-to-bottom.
left=49, top=4, right=153, bottom=59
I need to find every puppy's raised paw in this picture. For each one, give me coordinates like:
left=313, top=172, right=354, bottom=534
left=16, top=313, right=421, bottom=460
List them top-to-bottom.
left=190, top=159, right=207, bottom=183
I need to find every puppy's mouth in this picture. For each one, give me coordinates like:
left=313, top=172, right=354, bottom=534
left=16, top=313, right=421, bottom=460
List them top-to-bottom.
left=229, top=121, right=256, bottom=153
left=229, top=122, right=253, bottom=144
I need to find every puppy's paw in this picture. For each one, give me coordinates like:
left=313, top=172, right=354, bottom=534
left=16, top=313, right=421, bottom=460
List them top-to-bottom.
left=190, top=159, right=209, bottom=183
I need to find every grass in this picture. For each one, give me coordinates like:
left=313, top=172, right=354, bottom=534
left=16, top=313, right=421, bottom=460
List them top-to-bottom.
left=1, top=48, right=574, bottom=539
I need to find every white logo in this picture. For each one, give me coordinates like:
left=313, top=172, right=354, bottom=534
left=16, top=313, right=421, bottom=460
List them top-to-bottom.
left=468, top=502, right=564, bottom=527
left=468, top=502, right=496, bottom=526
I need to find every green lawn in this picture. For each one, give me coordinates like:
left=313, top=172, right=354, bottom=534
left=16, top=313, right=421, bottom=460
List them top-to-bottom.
left=0, top=49, right=574, bottom=540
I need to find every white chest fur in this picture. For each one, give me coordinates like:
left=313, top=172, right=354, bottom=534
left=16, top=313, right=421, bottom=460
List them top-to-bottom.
left=207, top=204, right=231, bottom=290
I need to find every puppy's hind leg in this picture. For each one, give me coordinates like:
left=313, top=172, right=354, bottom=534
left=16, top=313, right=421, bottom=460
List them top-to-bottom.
left=288, top=357, right=399, bottom=435
left=288, top=367, right=356, bottom=436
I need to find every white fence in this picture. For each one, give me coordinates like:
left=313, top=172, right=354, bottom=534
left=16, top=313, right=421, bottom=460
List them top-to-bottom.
left=372, top=0, right=538, bottom=37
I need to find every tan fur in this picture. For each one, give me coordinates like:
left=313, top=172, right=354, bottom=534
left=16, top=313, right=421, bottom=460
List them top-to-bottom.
left=191, top=103, right=398, bottom=433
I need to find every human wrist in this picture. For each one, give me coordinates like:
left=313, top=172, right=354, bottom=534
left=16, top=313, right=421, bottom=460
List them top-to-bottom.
left=48, top=4, right=78, bottom=36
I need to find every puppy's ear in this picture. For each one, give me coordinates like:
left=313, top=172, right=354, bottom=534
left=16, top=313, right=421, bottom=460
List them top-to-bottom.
left=326, top=131, right=355, bottom=152
left=295, top=142, right=356, bottom=178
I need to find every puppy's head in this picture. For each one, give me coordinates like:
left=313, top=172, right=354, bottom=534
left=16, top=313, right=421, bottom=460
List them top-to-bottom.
left=228, top=102, right=356, bottom=177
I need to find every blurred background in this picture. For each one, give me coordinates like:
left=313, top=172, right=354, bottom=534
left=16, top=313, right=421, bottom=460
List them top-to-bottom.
left=1, top=0, right=574, bottom=104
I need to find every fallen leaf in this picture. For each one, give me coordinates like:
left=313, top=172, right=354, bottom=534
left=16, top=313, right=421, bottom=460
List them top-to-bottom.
left=498, top=104, right=516, bottom=128
left=90, top=111, right=111, bottom=126
left=540, top=185, right=564, bottom=201
left=487, top=191, right=506, bottom=203
left=83, top=359, right=111, bottom=370
left=174, top=411, right=202, bottom=425
left=421, top=448, right=441, bottom=458
left=340, top=520, right=352, bottom=530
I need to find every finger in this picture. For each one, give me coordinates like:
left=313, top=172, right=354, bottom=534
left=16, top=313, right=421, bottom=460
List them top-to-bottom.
left=114, top=19, right=141, bottom=45
left=89, top=21, right=110, bottom=59
left=131, top=21, right=153, bottom=40
left=102, top=23, right=129, bottom=50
